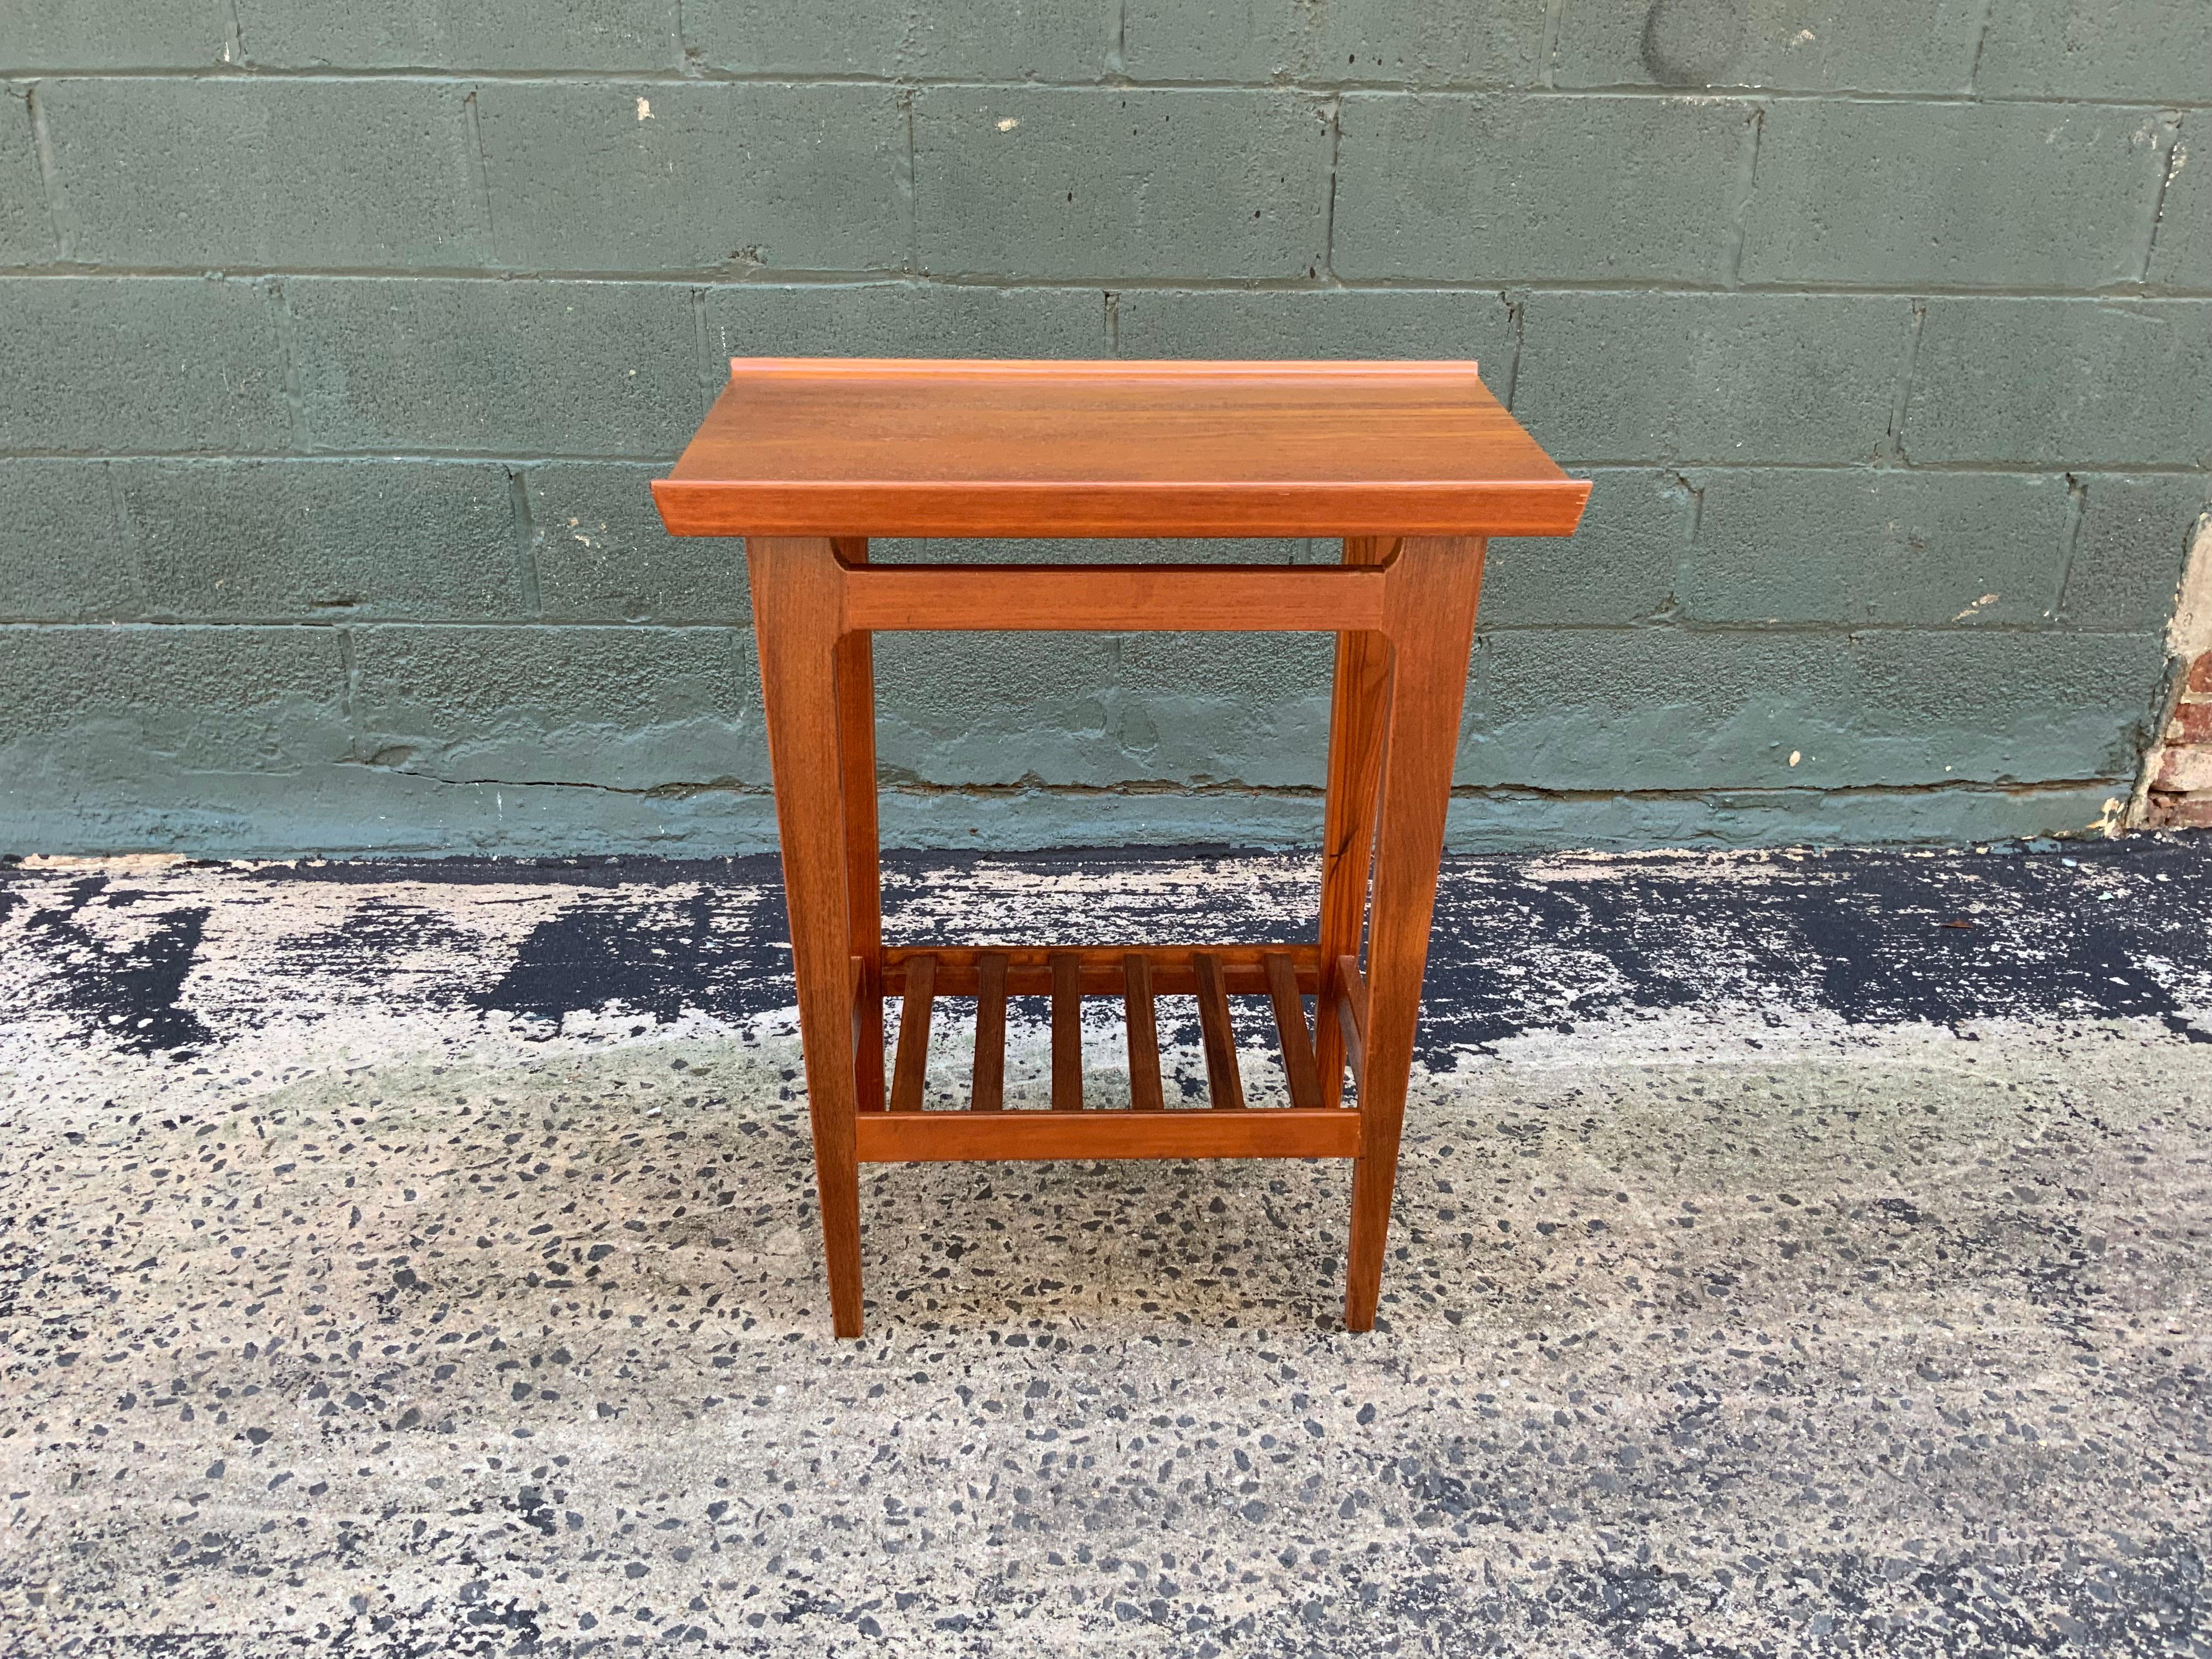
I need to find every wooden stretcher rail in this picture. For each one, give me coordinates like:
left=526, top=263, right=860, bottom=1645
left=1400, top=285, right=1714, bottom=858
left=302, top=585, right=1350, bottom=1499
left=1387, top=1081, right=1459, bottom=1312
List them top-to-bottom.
left=841, top=564, right=1388, bottom=633
left=884, top=943, right=1318, bottom=996
left=855, top=1107, right=1362, bottom=1163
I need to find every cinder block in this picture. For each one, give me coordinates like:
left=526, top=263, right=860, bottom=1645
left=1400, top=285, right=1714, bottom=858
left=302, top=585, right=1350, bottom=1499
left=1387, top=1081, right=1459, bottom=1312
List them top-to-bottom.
left=0, top=0, right=222, bottom=70
left=235, top=0, right=681, bottom=68
left=690, top=0, right=1108, bottom=78
left=1120, top=0, right=1306, bottom=80
left=1123, top=0, right=1547, bottom=84
left=1315, top=0, right=1549, bottom=83
left=1554, top=0, right=1983, bottom=91
left=1977, top=0, right=2212, bottom=101
left=41, top=79, right=482, bottom=270
left=477, top=83, right=906, bottom=274
left=913, top=89, right=1331, bottom=280
left=0, top=91, right=55, bottom=266
left=1334, top=94, right=1752, bottom=283
left=1741, top=101, right=2170, bottom=287
left=2148, top=145, right=2208, bottom=292
left=0, top=277, right=289, bottom=452
left=289, top=279, right=704, bottom=456
left=703, top=282, right=1106, bottom=362
left=1114, top=288, right=1513, bottom=362
left=1512, top=294, right=1912, bottom=465
left=1903, top=300, right=2212, bottom=466
left=0, top=460, right=142, bottom=620
left=117, top=460, right=528, bottom=620
left=528, top=462, right=751, bottom=624
left=1482, top=470, right=1687, bottom=627
left=1681, top=470, right=2072, bottom=627
left=2059, top=475, right=2212, bottom=633
left=584, top=533, right=1314, bottom=657
left=869, top=538, right=1350, bottom=798
left=0, top=624, right=351, bottom=776
left=349, top=624, right=761, bottom=789
left=1462, top=627, right=2163, bottom=791
left=872, top=629, right=1333, bottom=789
left=870, top=631, right=1136, bottom=788
left=1099, top=631, right=1333, bottom=787
left=1445, top=777, right=2130, bottom=851
left=879, top=784, right=1318, bottom=852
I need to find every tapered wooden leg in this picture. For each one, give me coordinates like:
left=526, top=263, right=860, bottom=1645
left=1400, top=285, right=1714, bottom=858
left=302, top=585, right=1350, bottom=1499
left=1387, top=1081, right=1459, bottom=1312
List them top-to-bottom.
left=748, top=535, right=866, bottom=1338
left=1344, top=536, right=1485, bottom=1333
left=1315, top=537, right=1398, bottom=1112
left=833, top=538, right=885, bottom=1115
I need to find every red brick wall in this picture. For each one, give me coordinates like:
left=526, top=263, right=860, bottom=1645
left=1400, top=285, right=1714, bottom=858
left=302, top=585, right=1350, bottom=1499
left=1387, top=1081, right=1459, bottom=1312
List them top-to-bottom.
left=2144, top=652, right=2212, bottom=830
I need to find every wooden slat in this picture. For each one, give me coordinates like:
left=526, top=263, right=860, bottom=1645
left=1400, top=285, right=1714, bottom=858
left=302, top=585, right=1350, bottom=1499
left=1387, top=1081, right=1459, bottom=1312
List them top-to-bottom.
left=843, top=564, right=1387, bottom=634
left=885, top=942, right=1317, bottom=996
left=972, top=950, right=1008, bottom=1112
left=1049, top=950, right=1084, bottom=1111
left=1191, top=951, right=1246, bottom=1111
left=1264, top=951, right=1325, bottom=1112
left=889, top=953, right=935, bottom=1113
left=1124, top=953, right=1164, bottom=1112
left=1336, top=953, right=1369, bottom=1094
left=856, top=1108, right=1362, bottom=1164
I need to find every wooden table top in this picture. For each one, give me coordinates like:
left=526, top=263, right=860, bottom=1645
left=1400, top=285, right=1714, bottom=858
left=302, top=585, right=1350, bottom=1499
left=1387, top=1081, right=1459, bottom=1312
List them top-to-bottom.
left=653, top=359, right=1589, bottom=538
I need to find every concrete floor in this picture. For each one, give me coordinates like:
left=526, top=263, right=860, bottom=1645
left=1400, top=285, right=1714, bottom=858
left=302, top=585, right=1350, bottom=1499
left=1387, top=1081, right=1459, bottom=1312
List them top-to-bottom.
left=1, top=840, right=2208, bottom=1656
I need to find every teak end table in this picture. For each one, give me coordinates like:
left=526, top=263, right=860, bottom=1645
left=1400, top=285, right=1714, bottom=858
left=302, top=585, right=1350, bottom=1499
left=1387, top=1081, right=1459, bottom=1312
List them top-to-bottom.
left=653, top=359, right=1588, bottom=1337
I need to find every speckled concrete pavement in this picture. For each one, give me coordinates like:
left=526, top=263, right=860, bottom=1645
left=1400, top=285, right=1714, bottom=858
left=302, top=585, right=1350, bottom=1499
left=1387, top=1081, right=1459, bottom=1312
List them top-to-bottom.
left=2, top=843, right=2208, bottom=1656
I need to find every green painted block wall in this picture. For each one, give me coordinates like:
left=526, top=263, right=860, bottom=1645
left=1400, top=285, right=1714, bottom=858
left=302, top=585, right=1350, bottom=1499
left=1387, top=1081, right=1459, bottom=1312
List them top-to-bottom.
left=2, top=0, right=2208, bottom=857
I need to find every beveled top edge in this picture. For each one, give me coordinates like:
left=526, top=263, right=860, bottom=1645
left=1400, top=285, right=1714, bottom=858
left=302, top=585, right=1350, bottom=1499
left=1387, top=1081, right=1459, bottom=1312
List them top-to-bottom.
left=727, top=356, right=1482, bottom=381
left=651, top=476, right=1593, bottom=539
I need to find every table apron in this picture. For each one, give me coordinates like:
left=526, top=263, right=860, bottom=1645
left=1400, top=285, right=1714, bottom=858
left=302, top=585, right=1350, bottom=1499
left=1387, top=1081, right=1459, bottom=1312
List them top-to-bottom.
left=839, top=562, right=1391, bottom=633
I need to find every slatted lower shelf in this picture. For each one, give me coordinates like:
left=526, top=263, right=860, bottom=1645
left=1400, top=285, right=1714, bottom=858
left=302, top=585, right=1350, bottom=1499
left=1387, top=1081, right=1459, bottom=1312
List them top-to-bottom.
left=854, top=943, right=1368, bottom=1163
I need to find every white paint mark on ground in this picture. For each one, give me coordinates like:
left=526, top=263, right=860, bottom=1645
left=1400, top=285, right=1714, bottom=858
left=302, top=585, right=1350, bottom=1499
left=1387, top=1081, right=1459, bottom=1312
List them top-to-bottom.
left=4, top=848, right=2211, bottom=1651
